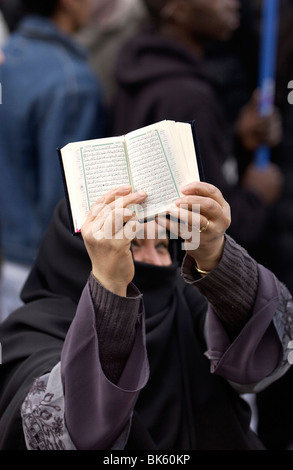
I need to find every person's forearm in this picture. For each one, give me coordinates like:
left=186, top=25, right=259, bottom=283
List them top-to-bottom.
left=182, top=235, right=258, bottom=338
left=89, top=273, right=142, bottom=383
left=61, top=281, right=148, bottom=449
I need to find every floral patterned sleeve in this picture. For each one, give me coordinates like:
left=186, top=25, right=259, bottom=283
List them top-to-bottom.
left=20, top=279, right=147, bottom=450
left=21, top=362, right=131, bottom=450
left=21, top=363, right=76, bottom=450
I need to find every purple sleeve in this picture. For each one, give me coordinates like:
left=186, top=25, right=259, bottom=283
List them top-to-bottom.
left=181, top=235, right=291, bottom=386
left=205, top=264, right=282, bottom=384
left=60, top=283, right=149, bottom=450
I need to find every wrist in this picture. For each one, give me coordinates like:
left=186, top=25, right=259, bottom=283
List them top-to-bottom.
left=192, top=237, right=225, bottom=274
left=194, top=264, right=210, bottom=276
left=92, top=270, right=128, bottom=297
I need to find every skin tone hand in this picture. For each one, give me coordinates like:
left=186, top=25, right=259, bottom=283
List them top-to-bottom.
left=235, top=90, right=283, bottom=152
left=235, top=90, right=284, bottom=205
left=241, top=162, right=284, bottom=206
left=161, top=181, right=231, bottom=274
left=82, top=182, right=231, bottom=296
left=81, top=185, right=147, bottom=296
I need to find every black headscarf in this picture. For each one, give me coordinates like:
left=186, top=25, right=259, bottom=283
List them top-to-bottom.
left=0, top=199, right=264, bottom=450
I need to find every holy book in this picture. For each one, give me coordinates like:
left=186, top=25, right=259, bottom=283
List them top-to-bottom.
left=58, top=119, right=203, bottom=233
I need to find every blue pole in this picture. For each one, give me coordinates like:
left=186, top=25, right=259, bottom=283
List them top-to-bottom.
left=254, top=0, right=280, bottom=168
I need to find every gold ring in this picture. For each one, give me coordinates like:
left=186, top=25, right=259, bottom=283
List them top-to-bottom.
left=199, top=219, right=210, bottom=233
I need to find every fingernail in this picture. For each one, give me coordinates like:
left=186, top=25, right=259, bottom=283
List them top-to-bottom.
left=181, top=184, right=194, bottom=193
left=117, top=185, right=131, bottom=194
left=137, top=190, right=146, bottom=197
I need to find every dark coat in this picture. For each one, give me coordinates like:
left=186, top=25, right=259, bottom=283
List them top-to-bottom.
left=111, top=27, right=269, bottom=250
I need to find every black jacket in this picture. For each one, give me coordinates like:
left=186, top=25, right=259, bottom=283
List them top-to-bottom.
left=111, top=27, right=268, bottom=249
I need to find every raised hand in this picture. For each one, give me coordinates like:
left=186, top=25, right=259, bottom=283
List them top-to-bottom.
left=162, top=181, right=231, bottom=274
left=81, top=185, right=146, bottom=296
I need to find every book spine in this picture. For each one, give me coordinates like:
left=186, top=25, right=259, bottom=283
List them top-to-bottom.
left=189, top=120, right=205, bottom=182
left=57, top=148, right=76, bottom=235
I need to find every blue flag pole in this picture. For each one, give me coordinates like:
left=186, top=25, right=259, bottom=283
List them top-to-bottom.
left=254, top=0, right=280, bottom=168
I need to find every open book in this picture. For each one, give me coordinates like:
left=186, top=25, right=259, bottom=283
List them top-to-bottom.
left=58, top=119, right=203, bottom=233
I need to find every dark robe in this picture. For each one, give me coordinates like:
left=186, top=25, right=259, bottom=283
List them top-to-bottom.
left=0, top=199, right=265, bottom=450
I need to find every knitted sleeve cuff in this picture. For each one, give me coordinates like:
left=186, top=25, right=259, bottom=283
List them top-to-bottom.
left=182, top=235, right=259, bottom=338
left=88, top=273, right=143, bottom=383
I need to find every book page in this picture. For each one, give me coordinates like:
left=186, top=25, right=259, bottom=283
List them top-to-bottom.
left=125, top=121, right=188, bottom=219
left=174, top=122, right=200, bottom=181
left=61, top=136, right=131, bottom=231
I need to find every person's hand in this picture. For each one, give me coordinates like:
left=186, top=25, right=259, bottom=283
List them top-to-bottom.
left=235, top=90, right=282, bottom=152
left=241, top=162, right=284, bottom=206
left=160, top=181, right=231, bottom=274
left=81, top=185, right=147, bottom=296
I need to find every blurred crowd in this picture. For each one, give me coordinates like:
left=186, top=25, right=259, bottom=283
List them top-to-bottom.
left=0, top=0, right=293, bottom=450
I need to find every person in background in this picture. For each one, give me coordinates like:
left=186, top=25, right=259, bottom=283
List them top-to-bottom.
left=0, top=0, right=106, bottom=321
left=76, top=0, right=149, bottom=104
left=111, top=0, right=283, bottom=258
left=251, top=0, right=293, bottom=450
left=0, top=181, right=292, bottom=450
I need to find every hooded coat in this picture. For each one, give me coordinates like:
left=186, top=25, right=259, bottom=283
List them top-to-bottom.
left=111, top=27, right=268, bottom=250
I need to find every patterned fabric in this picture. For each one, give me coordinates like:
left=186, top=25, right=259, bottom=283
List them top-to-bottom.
left=273, top=283, right=293, bottom=369
left=21, top=362, right=131, bottom=450
left=21, top=363, right=76, bottom=450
